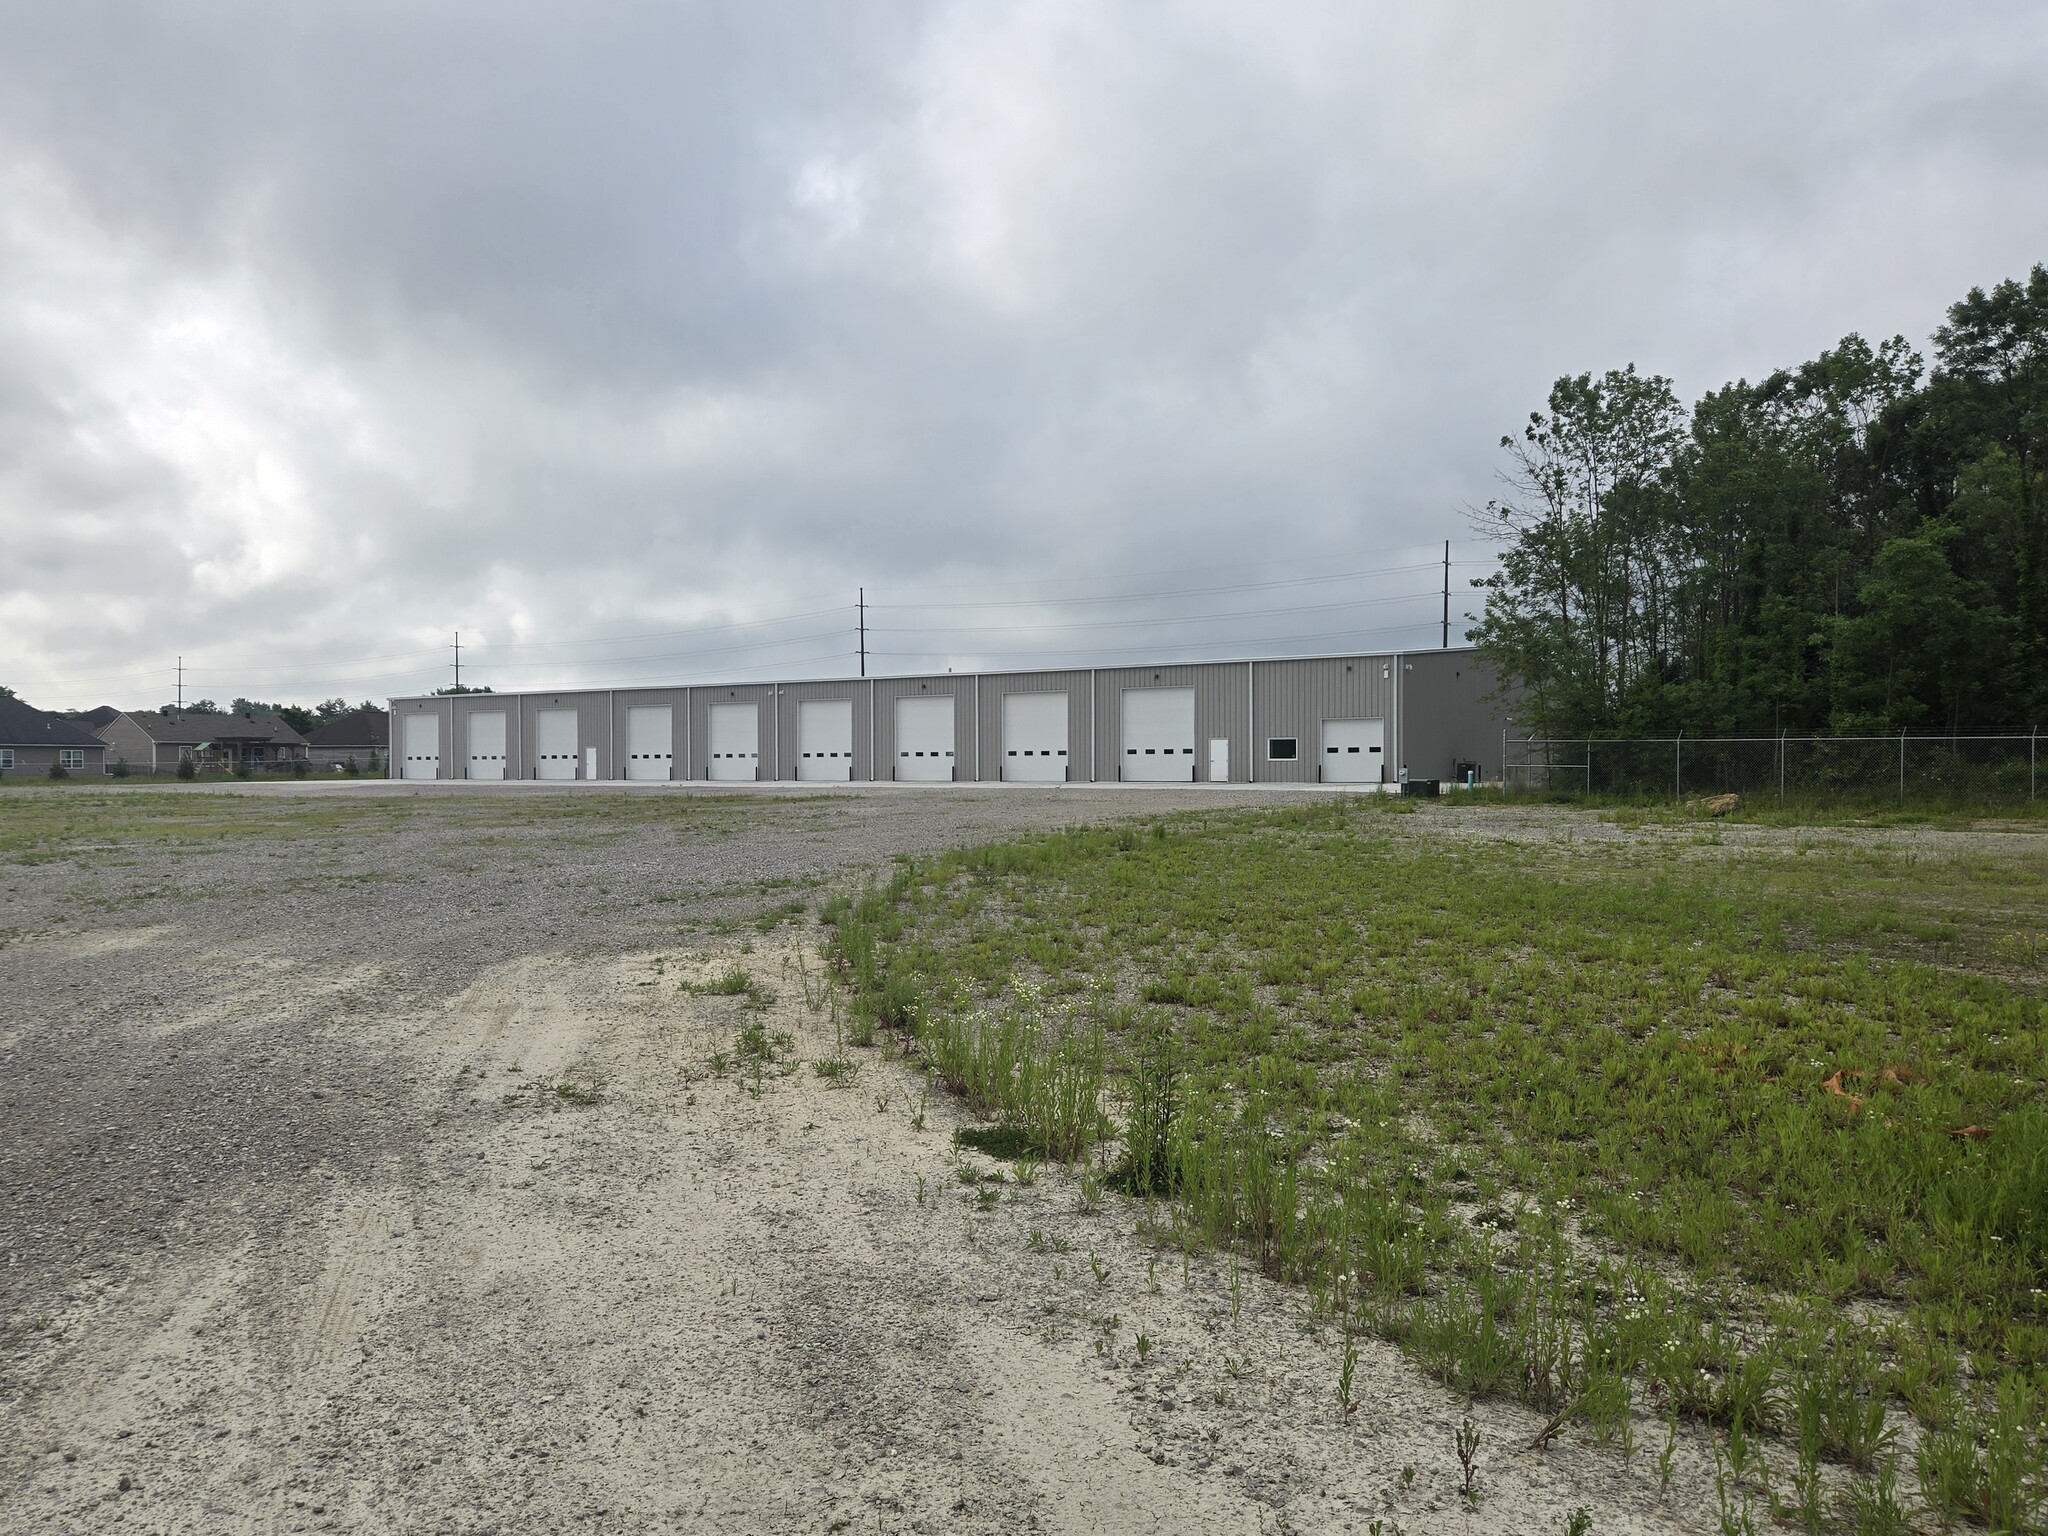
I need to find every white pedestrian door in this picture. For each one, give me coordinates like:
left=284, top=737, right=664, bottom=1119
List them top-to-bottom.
left=1121, top=687, right=1195, bottom=782
left=1001, top=693, right=1068, bottom=782
left=894, top=696, right=955, bottom=781
left=798, top=699, right=854, bottom=781
left=708, top=703, right=759, bottom=781
left=626, top=706, right=672, bottom=780
left=535, top=709, right=578, bottom=780
left=467, top=711, right=507, bottom=780
left=401, top=713, right=440, bottom=779
left=1321, top=718, right=1385, bottom=783
left=1208, top=738, right=1229, bottom=783
left=583, top=746, right=597, bottom=780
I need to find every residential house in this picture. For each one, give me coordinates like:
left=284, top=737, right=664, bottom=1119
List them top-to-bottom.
left=0, top=695, right=111, bottom=776
left=304, top=707, right=389, bottom=772
left=95, top=710, right=310, bottom=773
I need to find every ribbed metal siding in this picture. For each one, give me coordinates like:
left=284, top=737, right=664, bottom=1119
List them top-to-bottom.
left=1251, top=656, right=1397, bottom=784
left=1091, top=662, right=1249, bottom=782
left=975, top=669, right=1094, bottom=782
left=872, top=676, right=968, bottom=780
left=777, top=680, right=869, bottom=781
left=687, top=683, right=774, bottom=781
left=610, top=687, right=688, bottom=780
left=508, top=692, right=610, bottom=780
left=451, top=694, right=516, bottom=779
left=392, top=697, right=453, bottom=779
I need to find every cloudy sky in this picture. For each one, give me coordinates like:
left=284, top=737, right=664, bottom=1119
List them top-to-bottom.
left=4, top=2, right=2045, bottom=708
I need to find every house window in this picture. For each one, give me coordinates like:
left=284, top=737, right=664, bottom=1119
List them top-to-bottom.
left=1266, top=738, right=1299, bottom=761
left=0, top=749, right=14, bottom=768
left=60, top=749, right=85, bottom=769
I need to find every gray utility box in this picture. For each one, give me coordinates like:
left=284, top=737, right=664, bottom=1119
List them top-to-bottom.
left=1400, top=779, right=1440, bottom=798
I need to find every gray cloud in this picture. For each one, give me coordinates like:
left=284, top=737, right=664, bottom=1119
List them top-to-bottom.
left=3, top=1, right=2045, bottom=705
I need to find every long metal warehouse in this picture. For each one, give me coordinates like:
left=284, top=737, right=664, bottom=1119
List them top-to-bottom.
left=386, top=648, right=1507, bottom=786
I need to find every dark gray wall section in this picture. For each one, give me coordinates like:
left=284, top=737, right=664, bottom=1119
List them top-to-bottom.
left=1398, top=651, right=1515, bottom=783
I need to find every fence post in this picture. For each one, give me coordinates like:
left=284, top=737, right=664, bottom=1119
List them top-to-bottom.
left=2032, top=726, right=2037, bottom=801
left=1899, top=730, right=1906, bottom=799
left=1674, top=731, right=1682, bottom=801
left=1778, top=732, right=1785, bottom=805
left=1586, top=740, right=1592, bottom=797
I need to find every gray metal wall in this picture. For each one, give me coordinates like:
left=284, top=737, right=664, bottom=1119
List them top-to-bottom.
left=387, top=648, right=1507, bottom=786
left=1398, top=651, right=1515, bottom=783
left=1249, top=655, right=1398, bottom=784
left=1089, top=662, right=1252, bottom=781
left=973, top=669, right=1095, bottom=782
left=871, top=675, right=971, bottom=781
left=775, top=679, right=870, bottom=781
left=688, top=683, right=775, bottom=780
left=607, top=687, right=684, bottom=780
left=512, top=690, right=611, bottom=779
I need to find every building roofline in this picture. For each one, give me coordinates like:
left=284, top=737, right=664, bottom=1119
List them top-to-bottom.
left=384, top=646, right=1486, bottom=707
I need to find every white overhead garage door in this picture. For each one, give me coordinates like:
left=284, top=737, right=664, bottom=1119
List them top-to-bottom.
left=1121, top=687, right=1195, bottom=782
left=1002, top=692, right=1068, bottom=782
left=894, top=696, right=955, bottom=781
left=797, top=699, right=854, bottom=781
left=708, top=703, right=759, bottom=781
left=625, top=706, right=672, bottom=781
left=535, top=709, right=578, bottom=780
left=466, top=711, right=506, bottom=780
left=401, top=712, right=440, bottom=779
left=1321, top=718, right=1385, bottom=783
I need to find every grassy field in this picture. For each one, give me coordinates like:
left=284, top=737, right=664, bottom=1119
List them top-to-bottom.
left=829, top=800, right=2048, bottom=1533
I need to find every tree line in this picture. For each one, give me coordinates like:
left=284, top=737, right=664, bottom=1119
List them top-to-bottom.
left=1471, top=265, right=2047, bottom=739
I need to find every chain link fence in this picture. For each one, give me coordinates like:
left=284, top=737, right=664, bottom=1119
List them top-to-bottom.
left=1504, top=733, right=2043, bottom=803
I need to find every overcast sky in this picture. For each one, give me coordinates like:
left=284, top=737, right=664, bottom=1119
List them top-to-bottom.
left=4, top=2, right=2045, bottom=708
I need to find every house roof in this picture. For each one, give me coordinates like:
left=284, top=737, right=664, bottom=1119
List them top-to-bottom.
left=0, top=695, right=108, bottom=748
left=74, top=705, right=122, bottom=730
left=305, top=707, right=390, bottom=747
left=111, top=709, right=309, bottom=747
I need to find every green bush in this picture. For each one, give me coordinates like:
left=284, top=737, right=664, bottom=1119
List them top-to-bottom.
left=175, top=757, right=196, bottom=781
left=47, top=761, right=68, bottom=780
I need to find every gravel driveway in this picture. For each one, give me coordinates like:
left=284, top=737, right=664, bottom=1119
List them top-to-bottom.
left=2, top=783, right=1729, bottom=1534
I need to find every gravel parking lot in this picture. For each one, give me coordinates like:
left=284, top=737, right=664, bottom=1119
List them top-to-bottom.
left=3, top=782, right=1759, bottom=1535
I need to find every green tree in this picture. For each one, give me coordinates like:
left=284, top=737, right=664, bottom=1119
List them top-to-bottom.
left=1475, top=270, right=2047, bottom=739
left=1469, top=366, right=1686, bottom=734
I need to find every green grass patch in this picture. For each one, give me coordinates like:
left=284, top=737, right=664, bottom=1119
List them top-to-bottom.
left=828, top=802, right=2048, bottom=1528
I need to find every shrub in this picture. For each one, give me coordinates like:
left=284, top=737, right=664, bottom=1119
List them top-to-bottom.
left=176, top=756, right=196, bottom=781
left=110, top=757, right=129, bottom=778
left=47, top=761, right=69, bottom=780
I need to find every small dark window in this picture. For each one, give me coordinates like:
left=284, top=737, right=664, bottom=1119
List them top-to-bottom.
left=1267, top=738, right=1299, bottom=761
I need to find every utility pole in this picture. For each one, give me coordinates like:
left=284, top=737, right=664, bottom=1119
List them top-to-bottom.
left=1441, top=540, right=1451, bottom=649
left=858, top=589, right=866, bottom=678
left=453, top=631, right=461, bottom=691
left=175, top=656, right=184, bottom=710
